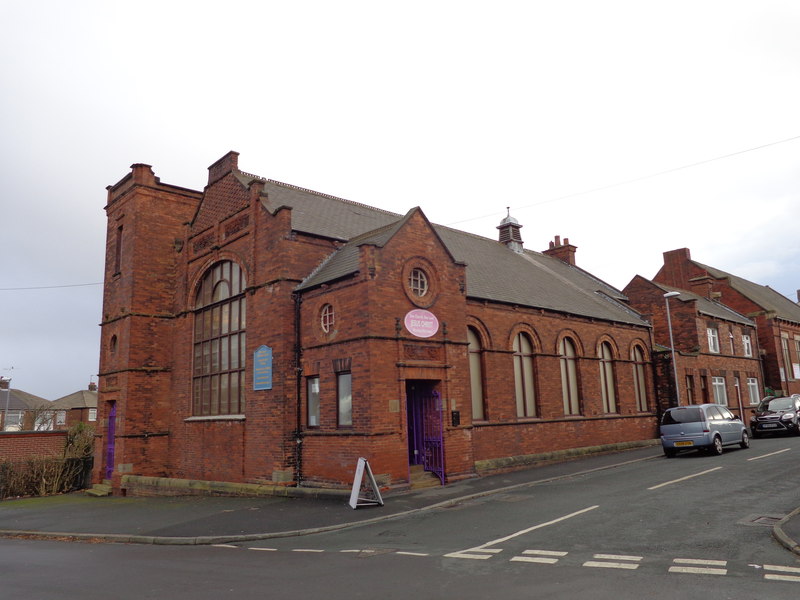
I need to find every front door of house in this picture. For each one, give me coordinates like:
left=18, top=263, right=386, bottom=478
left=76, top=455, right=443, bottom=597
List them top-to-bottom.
left=406, top=380, right=444, bottom=484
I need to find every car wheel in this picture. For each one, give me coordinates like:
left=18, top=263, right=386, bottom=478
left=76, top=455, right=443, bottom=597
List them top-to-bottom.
left=740, top=431, right=750, bottom=449
left=711, top=436, right=723, bottom=455
left=664, top=448, right=677, bottom=458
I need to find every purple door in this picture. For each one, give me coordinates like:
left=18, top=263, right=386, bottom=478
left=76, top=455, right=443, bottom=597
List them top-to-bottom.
left=407, top=382, right=444, bottom=484
left=104, top=401, right=116, bottom=480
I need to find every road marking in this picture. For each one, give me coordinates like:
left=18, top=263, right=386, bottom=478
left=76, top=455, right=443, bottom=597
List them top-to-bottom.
left=747, top=448, right=791, bottom=461
left=647, top=467, right=723, bottom=490
left=444, top=506, right=598, bottom=560
left=211, top=544, right=238, bottom=548
left=248, top=547, right=277, bottom=552
left=292, top=549, right=325, bottom=553
left=510, top=550, right=568, bottom=564
left=396, top=551, right=430, bottom=557
left=583, top=553, right=642, bottom=570
left=593, top=553, right=642, bottom=561
left=669, top=558, right=727, bottom=575
left=673, top=558, right=727, bottom=566
left=764, top=564, right=800, bottom=574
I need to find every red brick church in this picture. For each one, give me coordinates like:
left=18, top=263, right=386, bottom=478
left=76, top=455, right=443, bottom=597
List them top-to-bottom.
left=95, top=151, right=657, bottom=493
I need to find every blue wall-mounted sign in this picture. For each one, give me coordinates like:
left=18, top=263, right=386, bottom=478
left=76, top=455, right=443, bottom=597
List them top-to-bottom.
left=253, top=345, right=273, bottom=390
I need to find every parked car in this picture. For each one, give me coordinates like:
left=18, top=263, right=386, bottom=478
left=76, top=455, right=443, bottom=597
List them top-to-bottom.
left=750, top=395, right=800, bottom=438
left=660, top=404, right=750, bottom=457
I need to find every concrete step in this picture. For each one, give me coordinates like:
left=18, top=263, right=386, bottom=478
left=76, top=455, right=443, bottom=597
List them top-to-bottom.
left=409, top=465, right=441, bottom=489
left=85, top=483, right=112, bottom=497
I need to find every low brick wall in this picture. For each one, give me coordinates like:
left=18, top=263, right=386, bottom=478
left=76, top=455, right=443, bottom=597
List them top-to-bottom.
left=0, top=431, right=67, bottom=461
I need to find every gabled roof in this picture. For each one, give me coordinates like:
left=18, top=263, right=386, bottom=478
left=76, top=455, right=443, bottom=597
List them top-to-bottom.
left=240, top=170, right=649, bottom=328
left=694, top=261, right=800, bottom=325
left=653, top=282, right=755, bottom=327
left=2, top=389, right=49, bottom=411
left=51, top=389, right=98, bottom=410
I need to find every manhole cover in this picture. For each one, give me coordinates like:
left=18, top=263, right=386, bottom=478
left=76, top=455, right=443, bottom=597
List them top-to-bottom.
left=738, top=514, right=785, bottom=527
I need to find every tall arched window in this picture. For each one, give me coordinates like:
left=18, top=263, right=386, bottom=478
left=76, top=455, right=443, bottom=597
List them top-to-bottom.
left=193, top=261, right=246, bottom=416
left=467, top=327, right=485, bottom=421
left=513, top=332, right=536, bottom=417
left=560, top=337, right=580, bottom=415
left=599, top=341, right=617, bottom=413
left=631, top=345, right=648, bottom=411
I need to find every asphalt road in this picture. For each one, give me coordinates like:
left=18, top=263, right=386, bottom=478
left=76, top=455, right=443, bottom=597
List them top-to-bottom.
left=3, top=435, right=800, bottom=599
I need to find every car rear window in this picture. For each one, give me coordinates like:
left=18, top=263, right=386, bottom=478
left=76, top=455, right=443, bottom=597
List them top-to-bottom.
left=757, top=397, right=794, bottom=412
left=662, top=407, right=704, bottom=425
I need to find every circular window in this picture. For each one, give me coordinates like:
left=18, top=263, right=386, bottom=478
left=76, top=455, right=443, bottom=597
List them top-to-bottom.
left=408, top=268, right=429, bottom=298
left=320, top=304, right=335, bottom=333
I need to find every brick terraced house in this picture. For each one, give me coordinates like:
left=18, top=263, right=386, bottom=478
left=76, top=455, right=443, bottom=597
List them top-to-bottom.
left=95, top=151, right=658, bottom=494
left=654, top=248, right=800, bottom=398
left=623, top=275, right=763, bottom=417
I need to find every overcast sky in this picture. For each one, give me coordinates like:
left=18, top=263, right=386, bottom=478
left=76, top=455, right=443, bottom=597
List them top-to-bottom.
left=1, top=1, right=799, bottom=400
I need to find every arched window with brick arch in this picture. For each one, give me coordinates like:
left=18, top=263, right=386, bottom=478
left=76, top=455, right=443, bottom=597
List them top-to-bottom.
left=193, top=260, right=247, bottom=416
left=467, top=327, right=485, bottom=421
left=513, top=332, right=537, bottom=418
left=559, top=336, right=580, bottom=415
left=598, top=341, right=617, bottom=413
left=631, top=344, right=649, bottom=412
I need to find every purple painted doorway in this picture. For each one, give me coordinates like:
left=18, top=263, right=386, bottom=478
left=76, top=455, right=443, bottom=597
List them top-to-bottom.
left=406, top=380, right=444, bottom=484
left=104, top=401, right=116, bottom=480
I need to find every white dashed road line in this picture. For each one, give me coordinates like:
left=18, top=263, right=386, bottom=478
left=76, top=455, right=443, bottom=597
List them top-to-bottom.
left=747, top=448, right=791, bottom=461
left=647, top=467, right=723, bottom=491
left=444, top=505, right=599, bottom=560
left=510, top=549, right=568, bottom=564
left=583, top=553, right=642, bottom=570
left=669, top=558, right=727, bottom=575
left=763, top=564, right=800, bottom=582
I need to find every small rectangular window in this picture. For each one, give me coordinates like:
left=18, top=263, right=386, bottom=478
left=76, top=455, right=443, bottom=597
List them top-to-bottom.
left=707, top=328, right=720, bottom=354
left=742, top=334, right=753, bottom=357
left=337, top=373, right=352, bottom=427
left=712, top=376, right=727, bottom=405
left=307, top=377, right=320, bottom=427
left=747, top=378, right=760, bottom=405
left=88, top=408, right=97, bottom=422
left=56, top=411, right=66, bottom=425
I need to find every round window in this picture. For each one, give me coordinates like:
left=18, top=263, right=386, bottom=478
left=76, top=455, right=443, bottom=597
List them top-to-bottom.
left=408, top=268, right=429, bottom=297
left=320, top=304, right=335, bottom=333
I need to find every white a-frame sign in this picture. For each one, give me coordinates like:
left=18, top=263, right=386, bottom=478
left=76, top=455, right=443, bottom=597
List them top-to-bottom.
left=348, top=457, right=384, bottom=509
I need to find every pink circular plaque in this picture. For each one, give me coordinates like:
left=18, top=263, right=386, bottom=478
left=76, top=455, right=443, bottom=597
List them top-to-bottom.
left=404, top=309, right=439, bottom=338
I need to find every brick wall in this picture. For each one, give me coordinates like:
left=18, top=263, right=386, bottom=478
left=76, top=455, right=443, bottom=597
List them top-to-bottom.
left=0, top=431, right=67, bottom=461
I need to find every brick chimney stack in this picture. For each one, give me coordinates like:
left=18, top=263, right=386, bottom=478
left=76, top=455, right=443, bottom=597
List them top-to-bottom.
left=208, top=151, right=240, bottom=185
left=543, top=235, right=577, bottom=266
left=88, top=382, right=98, bottom=392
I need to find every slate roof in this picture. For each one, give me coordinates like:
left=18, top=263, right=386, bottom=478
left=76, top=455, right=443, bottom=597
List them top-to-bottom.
left=240, top=171, right=649, bottom=328
left=693, top=261, right=800, bottom=325
left=652, top=283, right=755, bottom=327
left=1, top=389, right=49, bottom=411
left=51, top=389, right=98, bottom=410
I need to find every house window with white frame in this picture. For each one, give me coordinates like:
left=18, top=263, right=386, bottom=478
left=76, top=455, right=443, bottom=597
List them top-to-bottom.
left=707, top=327, right=720, bottom=354
left=742, top=334, right=753, bottom=357
left=781, top=336, right=792, bottom=381
left=307, top=376, right=320, bottom=427
left=712, top=376, right=727, bottom=405
left=747, top=378, right=760, bottom=404
left=88, top=408, right=97, bottom=422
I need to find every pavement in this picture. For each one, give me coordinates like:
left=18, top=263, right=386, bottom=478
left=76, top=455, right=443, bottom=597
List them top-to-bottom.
left=1, top=444, right=799, bottom=555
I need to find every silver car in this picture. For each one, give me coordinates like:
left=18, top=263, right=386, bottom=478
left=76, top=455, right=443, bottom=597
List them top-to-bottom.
left=660, top=404, right=750, bottom=458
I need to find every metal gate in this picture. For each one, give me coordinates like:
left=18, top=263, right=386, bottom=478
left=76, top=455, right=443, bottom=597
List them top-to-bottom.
left=408, top=387, right=444, bottom=484
left=104, top=401, right=116, bottom=480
